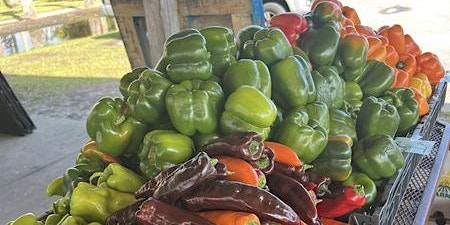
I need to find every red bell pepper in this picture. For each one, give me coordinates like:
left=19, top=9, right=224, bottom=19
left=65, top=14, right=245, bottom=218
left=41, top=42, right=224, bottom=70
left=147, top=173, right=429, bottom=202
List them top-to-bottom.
left=269, top=13, right=309, bottom=46
left=378, top=24, right=406, bottom=54
left=404, top=34, right=422, bottom=57
left=416, top=52, right=445, bottom=85
left=316, top=185, right=366, bottom=218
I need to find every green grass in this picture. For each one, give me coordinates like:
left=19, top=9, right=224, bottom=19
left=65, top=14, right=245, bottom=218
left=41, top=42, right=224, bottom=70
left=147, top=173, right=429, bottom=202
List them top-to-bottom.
left=0, top=0, right=89, bottom=21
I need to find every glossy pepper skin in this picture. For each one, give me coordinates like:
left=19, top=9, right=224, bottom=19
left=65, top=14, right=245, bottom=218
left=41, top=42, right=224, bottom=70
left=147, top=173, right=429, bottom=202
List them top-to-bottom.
left=312, top=1, right=343, bottom=26
left=342, top=6, right=360, bottom=25
left=269, top=13, right=309, bottom=46
left=298, top=24, right=340, bottom=66
left=237, top=25, right=264, bottom=59
left=378, top=25, right=405, bottom=54
left=200, top=26, right=237, bottom=77
left=251, top=28, right=294, bottom=65
left=164, top=29, right=212, bottom=82
left=335, top=34, right=368, bottom=82
left=404, top=34, right=422, bottom=57
left=367, top=36, right=387, bottom=62
left=384, top=44, right=400, bottom=68
left=416, top=52, right=445, bottom=85
left=396, top=53, right=417, bottom=81
left=271, top=55, right=316, bottom=110
left=223, top=59, right=271, bottom=97
left=358, top=60, right=395, bottom=97
left=312, top=66, right=345, bottom=109
left=119, top=67, right=148, bottom=98
left=126, top=68, right=172, bottom=125
left=409, top=73, right=432, bottom=99
left=165, top=79, right=224, bottom=136
left=343, top=81, right=363, bottom=112
left=220, top=86, right=277, bottom=140
left=381, top=88, right=419, bottom=136
left=412, top=88, right=430, bottom=116
left=356, top=97, right=400, bottom=139
left=86, top=98, right=147, bottom=157
left=292, top=101, right=330, bottom=133
left=273, top=103, right=328, bottom=163
left=329, top=108, right=357, bottom=143
left=138, top=130, right=194, bottom=179
left=201, top=132, right=264, bottom=161
left=354, top=135, right=404, bottom=180
left=311, top=138, right=352, bottom=181
left=89, top=163, right=144, bottom=193
left=343, top=172, right=377, bottom=206
left=181, top=180, right=301, bottom=225
left=70, top=182, right=136, bottom=223
left=317, top=185, right=366, bottom=218
left=137, top=198, right=215, bottom=225
left=105, top=200, right=142, bottom=225
left=7, top=213, right=43, bottom=225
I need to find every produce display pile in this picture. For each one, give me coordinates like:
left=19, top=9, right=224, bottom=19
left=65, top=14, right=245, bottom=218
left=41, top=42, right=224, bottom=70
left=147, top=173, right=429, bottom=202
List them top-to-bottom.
left=8, top=0, right=447, bottom=224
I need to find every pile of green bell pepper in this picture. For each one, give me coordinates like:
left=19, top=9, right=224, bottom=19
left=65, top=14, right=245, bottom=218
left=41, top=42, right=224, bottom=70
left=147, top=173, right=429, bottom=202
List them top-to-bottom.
left=298, top=24, right=340, bottom=66
left=236, top=25, right=264, bottom=59
left=223, top=59, right=271, bottom=97
left=312, top=65, right=345, bottom=109
left=381, top=88, right=419, bottom=136
left=329, top=108, right=357, bottom=143
left=311, top=138, right=352, bottom=181
left=89, top=163, right=144, bottom=193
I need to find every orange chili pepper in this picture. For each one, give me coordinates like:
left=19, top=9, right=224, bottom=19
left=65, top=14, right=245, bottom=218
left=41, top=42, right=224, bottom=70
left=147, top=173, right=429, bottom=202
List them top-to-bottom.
left=311, top=0, right=343, bottom=10
left=342, top=6, right=360, bottom=25
left=378, top=24, right=406, bottom=54
left=354, top=25, right=376, bottom=37
left=404, top=34, right=422, bottom=57
left=367, top=36, right=387, bottom=62
left=384, top=44, right=399, bottom=67
left=416, top=52, right=445, bottom=85
left=396, top=53, right=417, bottom=79
left=392, top=68, right=410, bottom=88
left=409, top=73, right=432, bottom=99
left=411, top=88, right=429, bottom=116
left=82, top=141, right=120, bottom=164
left=264, top=141, right=302, bottom=167
left=217, top=156, right=259, bottom=186
left=197, top=211, right=261, bottom=225
left=322, top=218, right=350, bottom=225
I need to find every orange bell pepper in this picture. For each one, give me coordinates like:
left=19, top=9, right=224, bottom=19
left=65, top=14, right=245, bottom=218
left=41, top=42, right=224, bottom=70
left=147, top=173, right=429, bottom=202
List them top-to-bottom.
left=311, top=0, right=343, bottom=10
left=342, top=6, right=360, bottom=25
left=341, top=17, right=354, bottom=28
left=378, top=24, right=406, bottom=54
left=341, top=25, right=358, bottom=36
left=354, top=25, right=376, bottom=37
left=404, top=34, right=422, bottom=57
left=379, top=35, right=389, bottom=45
left=367, top=36, right=387, bottom=62
left=385, top=44, right=399, bottom=67
left=416, top=52, right=445, bottom=85
left=396, top=53, right=417, bottom=78
left=392, top=68, right=410, bottom=88
left=410, top=73, right=432, bottom=99
left=412, top=88, right=429, bottom=116
left=264, top=141, right=302, bottom=167
left=217, top=156, right=259, bottom=186
left=197, top=211, right=261, bottom=225
left=322, top=218, right=350, bottom=225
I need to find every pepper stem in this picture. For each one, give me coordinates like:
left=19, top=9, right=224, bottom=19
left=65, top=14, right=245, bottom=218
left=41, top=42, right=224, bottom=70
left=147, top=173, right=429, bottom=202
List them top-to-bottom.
left=249, top=141, right=261, bottom=156
left=353, top=184, right=366, bottom=196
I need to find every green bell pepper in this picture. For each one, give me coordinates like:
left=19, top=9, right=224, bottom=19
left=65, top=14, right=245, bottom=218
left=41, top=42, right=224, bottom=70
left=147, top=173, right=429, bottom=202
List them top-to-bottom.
left=312, top=1, right=343, bottom=26
left=298, top=24, right=340, bottom=66
left=237, top=25, right=263, bottom=53
left=200, top=26, right=237, bottom=77
left=249, top=27, right=293, bottom=65
left=164, top=29, right=212, bottom=82
left=335, top=34, right=369, bottom=82
left=292, top=46, right=313, bottom=71
left=271, top=55, right=316, bottom=110
left=223, top=59, right=271, bottom=97
left=357, top=60, right=395, bottom=97
left=312, top=65, right=345, bottom=109
left=119, top=67, right=148, bottom=98
left=126, top=68, right=172, bottom=125
left=165, top=79, right=224, bottom=136
left=344, top=81, right=363, bottom=109
left=220, top=85, right=277, bottom=140
left=381, top=88, right=419, bottom=136
left=356, top=96, right=400, bottom=139
left=86, top=98, right=147, bottom=157
left=291, top=101, right=330, bottom=134
left=273, top=104, right=328, bottom=163
left=329, top=108, right=357, bottom=143
left=138, top=130, right=194, bottom=178
left=193, top=132, right=221, bottom=149
left=353, top=135, right=404, bottom=180
left=311, top=138, right=352, bottom=181
left=89, top=163, right=144, bottom=193
left=343, top=172, right=377, bottom=206
left=70, top=182, right=136, bottom=223
left=7, top=213, right=43, bottom=225
left=44, top=214, right=63, bottom=225
left=54, top=215, right=88, bottom=225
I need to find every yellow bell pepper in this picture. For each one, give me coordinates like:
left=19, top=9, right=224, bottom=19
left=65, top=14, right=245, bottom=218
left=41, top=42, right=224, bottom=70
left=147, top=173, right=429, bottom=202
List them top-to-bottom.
left=409, top=73, right=432, bottom=99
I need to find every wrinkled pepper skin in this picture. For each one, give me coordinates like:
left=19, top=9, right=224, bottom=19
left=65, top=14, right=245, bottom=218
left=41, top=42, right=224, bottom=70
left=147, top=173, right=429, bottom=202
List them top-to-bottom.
left=269, top=13, right=309, bottom=46
left=298, top=24, right=340, bottom=66
left=237, top=25, right=264, bottom=59
left=200, top=26, right=237, bottom=77
left=252, top=28, right=294, bottom=65
left=164, top=29, right=212, bottom=82
left=337, top=34, right=369, bottom=82
left=416, top=52, right=445, bottom=85
left=271, top=56, right=316, bottom=110
left=223, top=59, right=271, bottom=97
left=358, top=60, right=395, bottom=97
left=312, top=66, right=345, bottom=109
left=119, top=67, right=148, bottom=98
left=126, top=69, right=172, bottom=125
left=165, top=79, right=224, bottom=136
left=220, top=86, right=277, bottom=140
left=381, top=88, right=419, bottom=136
left=356, top=97, right=400, bottom=139
left=86, top=98, right=147, bottom=157
left=273, top=105, right=328, bottom=163
left=329, top=108, right=357, bottom=143
left=138, top=130, right=194, bottom=178
left=201, top=132, right=264, bottom=161
left=353, top=135, right=404, bottom=180
left=311, top=139, right=352, bottom=181
left=90, top=163, right=144, bottom=193
left=343, top=172, right=377, bottom=206
left=70, top=182, right=136, bottom=223
left=105, top=200, right=142, bottom=225
left=7, top=213, right=43, bottom=225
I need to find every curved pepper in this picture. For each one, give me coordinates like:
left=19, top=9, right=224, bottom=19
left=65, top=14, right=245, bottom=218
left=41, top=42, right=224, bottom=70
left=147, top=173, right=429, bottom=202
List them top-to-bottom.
left=312, top=1, right=343, bottom=26
left=342, top=6, right=360, bottom=25
left=269, top=13, right=309, bottom=46
left=298, top=24, right=340, bottom=66
left=237, top=25, right=264, bottom=59
left=378, top=25, right=405, bottom=54
left=200, top=26, right=237, bottom=77
left=251, top=28, right=294, bottom=65
left=164, top=29, right=212, bottom=82
left=404, top=34, right=422, bottom=57
left=367, top=36, right=387, bottom=62
left=384, top=44, right=399, bottom=67
left=416, top=52, right=445, bottom=85
left=271, top=55, right=316, bottom=110
left=223, top=59, right=271, bottom=97
left=358, top=60, right=395, bottom=97
left=312, top=65, right=345, bottom=109
left=119, top=67, right=148, bottom=98
left=126, top=68, right=172, bottom=125
left=409, top=73, right=432, bottom=99
left=165, top=79, right=224, bottom=136
left=220, top=86, right=277, bottom=140
left=381, top=88, right=419, bottom=136
left=356, top=96, right=400, bottom=139
left=86, top=98, right=147, bottom=157
left=273, top=103, right=328, bottom=163
left=329, top=108, right=357, bottom=143
left=138, top=130, right=194, bottom=178
left=201, top=132, right=264, bottom=161
left=353, top=135, right=404, bottom=180
left=311, top=138, right=352, bottom=181
left=218, top=156, right=259, bottom=186
left=89, top=163, right=144, bottom=193
left=343, top=172, right=377, bottom=206
left=316, top=185, right=366, bottom=218
left=197, top=210, right=261, bottom=225
left=7, top=213, right=43, bottom=225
